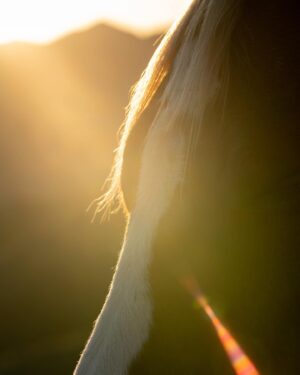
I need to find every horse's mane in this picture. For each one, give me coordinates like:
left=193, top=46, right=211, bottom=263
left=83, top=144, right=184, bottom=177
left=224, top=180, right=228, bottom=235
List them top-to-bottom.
left=91, top=0, right=239, bottom=219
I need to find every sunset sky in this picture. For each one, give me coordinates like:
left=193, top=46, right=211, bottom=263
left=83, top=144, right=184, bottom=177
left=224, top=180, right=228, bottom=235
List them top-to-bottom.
left=0, top=0, right=189, bottom=44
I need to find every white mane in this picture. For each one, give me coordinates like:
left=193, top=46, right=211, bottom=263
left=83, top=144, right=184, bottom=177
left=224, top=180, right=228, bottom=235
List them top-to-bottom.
left=74, top=1, right=240, bottom=374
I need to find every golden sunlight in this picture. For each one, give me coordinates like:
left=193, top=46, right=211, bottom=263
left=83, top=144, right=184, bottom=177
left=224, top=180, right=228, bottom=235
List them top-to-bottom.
left=0, top=0, right=188, bottom=44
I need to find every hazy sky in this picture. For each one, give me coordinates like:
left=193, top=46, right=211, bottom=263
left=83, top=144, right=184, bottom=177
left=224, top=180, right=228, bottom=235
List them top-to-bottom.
left=0, top=0, right=189, bottom=44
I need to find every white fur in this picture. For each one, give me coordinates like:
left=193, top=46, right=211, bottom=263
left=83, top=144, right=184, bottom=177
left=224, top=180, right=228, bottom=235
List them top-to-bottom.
left=74, top=0, right=239, bottom=373
left=75, top=120, right=185, bottom=375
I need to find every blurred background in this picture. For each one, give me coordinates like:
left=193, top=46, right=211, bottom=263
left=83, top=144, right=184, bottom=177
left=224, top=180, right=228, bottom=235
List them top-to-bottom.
left=0, top=1, right=187, bottom=373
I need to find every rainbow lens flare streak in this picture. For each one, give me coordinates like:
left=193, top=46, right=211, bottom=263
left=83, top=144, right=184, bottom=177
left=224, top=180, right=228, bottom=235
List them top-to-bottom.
left=183, top=277, right=260, bottom=375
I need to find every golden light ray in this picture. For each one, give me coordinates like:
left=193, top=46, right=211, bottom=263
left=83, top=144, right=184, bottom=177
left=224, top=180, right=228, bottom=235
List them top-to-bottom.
left=183, top=277, right=260, bottom=375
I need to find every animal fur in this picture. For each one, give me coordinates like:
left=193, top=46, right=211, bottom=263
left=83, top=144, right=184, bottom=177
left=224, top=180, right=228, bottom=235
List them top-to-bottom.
left=74, top=1, right=240, bottom=373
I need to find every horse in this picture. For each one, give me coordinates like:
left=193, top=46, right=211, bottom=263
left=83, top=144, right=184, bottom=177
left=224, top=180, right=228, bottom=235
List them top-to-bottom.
left=74, top=0, right=300, bottom=373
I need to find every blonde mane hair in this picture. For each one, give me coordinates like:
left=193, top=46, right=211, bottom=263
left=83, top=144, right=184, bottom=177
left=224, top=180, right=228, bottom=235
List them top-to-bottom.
left=75, top=1, right=240, bottom=374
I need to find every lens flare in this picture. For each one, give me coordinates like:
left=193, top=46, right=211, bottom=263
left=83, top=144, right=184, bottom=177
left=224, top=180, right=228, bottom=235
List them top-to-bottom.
left=183, top=277, right=260, bottom=375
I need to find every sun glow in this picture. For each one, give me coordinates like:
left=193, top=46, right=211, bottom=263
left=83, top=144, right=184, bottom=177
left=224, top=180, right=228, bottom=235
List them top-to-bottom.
left=0, top=0, right=188, bottom=44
